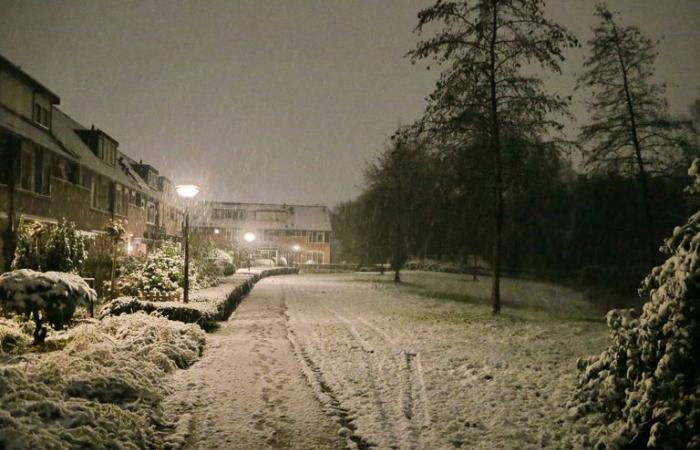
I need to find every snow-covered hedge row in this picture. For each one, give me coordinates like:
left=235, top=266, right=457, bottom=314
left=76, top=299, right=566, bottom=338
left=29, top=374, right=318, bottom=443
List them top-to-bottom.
left=572, top=160, right=700, bottom=449
left=101, top=267, right=298, bottom=330
left=0, top=312, right=205, bottom=449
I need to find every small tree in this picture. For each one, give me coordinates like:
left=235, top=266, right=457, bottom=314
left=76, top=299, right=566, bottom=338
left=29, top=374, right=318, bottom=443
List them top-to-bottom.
left=577, top=4, right=686, bottom=267
left=573, top=159, right=700, bottom=449
left=11, top=217, right=46, bottom=271
left=12, top=218, right=87, bottom=273
left=43, top=219, right=87, bottom=273
left=105, top=219, right=127, bottom=298
left=0, top=269, right=96, bottom=344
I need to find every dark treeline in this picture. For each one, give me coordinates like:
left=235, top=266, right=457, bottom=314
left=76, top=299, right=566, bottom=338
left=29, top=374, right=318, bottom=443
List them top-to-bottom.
left=332, top=1, right=699, bottom=309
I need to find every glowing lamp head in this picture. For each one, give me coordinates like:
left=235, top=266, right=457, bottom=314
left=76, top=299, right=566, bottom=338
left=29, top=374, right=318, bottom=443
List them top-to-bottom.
left=175, top=184, right=200, bottom=199
left=213, top=228, right=220, bottom=234
left=243, top=232, right=256, bottom=243
left=292, top=244, right=301, bottom=251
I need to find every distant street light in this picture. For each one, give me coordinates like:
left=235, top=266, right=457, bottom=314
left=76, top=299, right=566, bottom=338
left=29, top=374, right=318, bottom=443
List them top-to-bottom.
left=176, top=184, right=200, bottom=303
left=213, top=228, right=220, bottom=234
left=243, top=232, right=256, bottom=271
left=292, top=244, right=301, bottom=266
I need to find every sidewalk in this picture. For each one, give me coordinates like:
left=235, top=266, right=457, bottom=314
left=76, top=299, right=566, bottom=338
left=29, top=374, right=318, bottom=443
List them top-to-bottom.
left=163, top=276, right=340, bottom=450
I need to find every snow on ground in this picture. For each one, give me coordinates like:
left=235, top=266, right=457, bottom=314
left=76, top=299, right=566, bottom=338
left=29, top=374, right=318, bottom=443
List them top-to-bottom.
left=166, top=271, right=608, bottom=450
left=283, top=272, right=608, bottom=449
left=163, top=277, right=340, bottom=450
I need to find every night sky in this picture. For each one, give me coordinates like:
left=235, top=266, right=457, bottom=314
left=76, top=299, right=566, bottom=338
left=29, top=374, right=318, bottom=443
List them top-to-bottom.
left=1, top=0, right=698, bottom=206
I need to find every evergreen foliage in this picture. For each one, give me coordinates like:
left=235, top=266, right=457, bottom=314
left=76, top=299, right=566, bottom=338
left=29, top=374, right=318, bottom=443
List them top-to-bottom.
left=573, top=159, right=700, bottom=449
left=11, top=218, right=87, bottom=273
left=0, top=269, right=97, bottom=344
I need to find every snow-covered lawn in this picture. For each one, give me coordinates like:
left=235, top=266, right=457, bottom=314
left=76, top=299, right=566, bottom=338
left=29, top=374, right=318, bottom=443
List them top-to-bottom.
left=284, top=271, right=609, bottom=449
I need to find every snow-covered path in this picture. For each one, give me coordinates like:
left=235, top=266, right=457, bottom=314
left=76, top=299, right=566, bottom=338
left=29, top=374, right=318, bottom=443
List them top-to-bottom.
left=167, top=272, right=607, bottom=449
left=164, top=276, right=340, bottom=450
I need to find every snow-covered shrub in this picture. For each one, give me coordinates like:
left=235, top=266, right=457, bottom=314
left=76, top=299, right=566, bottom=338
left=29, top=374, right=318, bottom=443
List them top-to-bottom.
left=573, top=159, right=700, bottom=449
left=11, top=218, right=87, bottom=273
left=11, top=218, right=45, bottom=271
left=43, top=219, right=87, bottom=273
left=118, top=243, right=218, bottom=297
left=119, top=244, right=184, bottom=295
left=223, top=262, right=236, bottom=276
left=0, top=270, right=96, bottom=344
left=0, top=312, right=205, bottom=449
left=0, top=318, right=30, bottom=353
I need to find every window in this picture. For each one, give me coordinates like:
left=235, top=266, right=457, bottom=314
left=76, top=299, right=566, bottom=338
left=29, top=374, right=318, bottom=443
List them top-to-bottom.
left=33, top=103, right=50, bottom=128
left=0, top=136, right=12, bottom=185
left=97, top=138, right=116, bottom=166
left=19, top=145, right=50, bottom=195
left=51, top=155, right=79, bottom=183
left=77, top=167, right=91, bottom=189
left=147, top=171, right=157, bottom=188
left=92, top=176, right=110, bottom=211
left=114, top=184, right=128, bottom=216
left=146, top=201, right=157, bottom=225
left=213, top=208, right=245, bottom=220
left=255, top=210, right=287, bottom=222
left=225, top=228, right=238, bottom=242
left=264, top=230, right=280, bottom=242
left=306, top=251, right=324, bottom=264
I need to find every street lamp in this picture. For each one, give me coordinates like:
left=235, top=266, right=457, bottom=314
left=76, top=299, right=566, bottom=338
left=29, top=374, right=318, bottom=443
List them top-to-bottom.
left=176, top=184, right=200, bottom=303
left=243, top=232, right=256, bottom=271
left=292, top=244, right=301, bottom=266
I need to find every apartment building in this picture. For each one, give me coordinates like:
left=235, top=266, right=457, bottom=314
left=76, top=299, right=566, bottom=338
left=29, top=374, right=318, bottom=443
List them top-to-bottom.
left=196, top=202, right=332, bottom=265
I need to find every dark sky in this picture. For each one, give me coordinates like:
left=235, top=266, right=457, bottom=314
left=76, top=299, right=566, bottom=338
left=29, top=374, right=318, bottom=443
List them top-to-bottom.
left=1, top=1, right=698, bottom=207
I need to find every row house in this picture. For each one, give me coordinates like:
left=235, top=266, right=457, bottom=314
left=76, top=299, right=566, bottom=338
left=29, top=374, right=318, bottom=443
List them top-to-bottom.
left=0, top=54, right=183, bottom=270
left=196, top=202, right=332, bottom=265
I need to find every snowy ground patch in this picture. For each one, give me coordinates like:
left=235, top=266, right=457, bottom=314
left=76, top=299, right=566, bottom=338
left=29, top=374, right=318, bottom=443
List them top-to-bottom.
left=283, top=272, right=609, bottom=449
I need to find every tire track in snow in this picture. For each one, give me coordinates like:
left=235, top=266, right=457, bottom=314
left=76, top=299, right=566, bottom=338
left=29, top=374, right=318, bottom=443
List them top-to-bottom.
left=282, top=284, right=382, bottom=449
left=329, top=294, right=432, bottom=449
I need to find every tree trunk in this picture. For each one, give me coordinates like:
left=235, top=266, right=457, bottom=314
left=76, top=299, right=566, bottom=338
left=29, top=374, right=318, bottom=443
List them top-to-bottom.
left=489, top=0, right=502, bottom=314
left=613, top=23, right=656, bottom=267
left=110, top=242, right=118, bottom=299
left=394, top=265, right=401, bottom=283
left=32, top=310, right=46, bottom=345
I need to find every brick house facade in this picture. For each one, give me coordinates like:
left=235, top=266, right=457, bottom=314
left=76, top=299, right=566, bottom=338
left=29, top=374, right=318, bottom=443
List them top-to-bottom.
left=0, top=54, right=183, bottom=270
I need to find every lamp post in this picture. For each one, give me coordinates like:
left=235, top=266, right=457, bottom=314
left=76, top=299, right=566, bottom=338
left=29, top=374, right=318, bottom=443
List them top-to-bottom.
left=176, top=184, right=200, bottom=303
left=243, top=232, right=256, bottom=272
left=292, top=244, right=301, bottom=266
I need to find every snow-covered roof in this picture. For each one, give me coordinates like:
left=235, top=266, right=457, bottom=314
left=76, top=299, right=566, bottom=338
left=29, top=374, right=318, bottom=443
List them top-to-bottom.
left=51, top=108, right=138, bottom=190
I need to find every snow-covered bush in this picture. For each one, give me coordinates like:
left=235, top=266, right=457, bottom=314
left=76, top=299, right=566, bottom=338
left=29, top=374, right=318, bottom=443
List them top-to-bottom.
left=573, top=159, right=700, bottom=449
left=11, top=218, right=87, bottom=273
left=11, top=218, right=46, bottom=271
left=43, top=219, right=87, bottom=273
left=118, top=243, right=218, bottom=298
left=119, top=244, right=184, bottom=296
left=223, top=262, right=236, bottom=276
left=0, top=270, right=96, bottom=344
left=0, top=312, right=205, bottom=449
left=0, top=318, right=30, bottom=353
